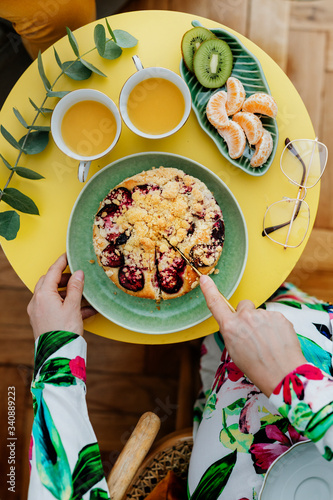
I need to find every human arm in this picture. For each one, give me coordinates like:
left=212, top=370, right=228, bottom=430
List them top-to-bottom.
left=27, top=253, right=95, bottom=339
left=27, top=255, right=110, bottom=499
left=199, top=275, right=307, bottom=397
left=200, top=275, right=333, bottom=459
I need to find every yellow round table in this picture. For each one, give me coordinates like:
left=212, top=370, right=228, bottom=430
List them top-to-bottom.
left=0, top=10, right=317, bottom=344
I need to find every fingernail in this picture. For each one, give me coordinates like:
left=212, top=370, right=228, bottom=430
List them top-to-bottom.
left=74, top=270, right=84, bottom=282
left=200, top=275, right=210, bottom=285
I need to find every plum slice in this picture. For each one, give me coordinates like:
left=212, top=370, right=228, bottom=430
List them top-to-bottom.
left=132, top=184, right=160, bottom=195
left=107, top=187, right=133, bottom=207
left=96, top=202, right=119, bottom=219
left=212, top=219, right=225, bottom=244
left=187, top=221, right=195, bottom=236
left=105, top=228, right=131, bottom=245
left=115, top=231, right=131, bottom=245
left=100, top=244, right=124, bottom=268
left=190, top=244, right=219, bottom=268
left=157, top=253, right=185, bottom=294
left=172, top=255, right=186, bottom=273
left=119, top=265, right=144, bottom=292
left=159, top=271, right=183, bottom=294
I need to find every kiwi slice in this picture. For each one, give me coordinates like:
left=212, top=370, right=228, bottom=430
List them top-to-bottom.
left=181, top=27, right=216, bottom=73
left=193, top=38, right=233, bottom=89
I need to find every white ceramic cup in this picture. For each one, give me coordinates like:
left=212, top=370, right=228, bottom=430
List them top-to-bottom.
left=119, top=56, right=191, bottom=139
left=51, top=89, right=121, bottom=182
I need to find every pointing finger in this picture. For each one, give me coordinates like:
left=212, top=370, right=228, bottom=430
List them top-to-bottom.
left=200, top=275, right=233, bottom=323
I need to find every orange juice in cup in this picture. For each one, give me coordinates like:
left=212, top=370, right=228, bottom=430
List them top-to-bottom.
left=119, top=56, right=191, bottom=139
left=51, top=89, right=121, bottom=182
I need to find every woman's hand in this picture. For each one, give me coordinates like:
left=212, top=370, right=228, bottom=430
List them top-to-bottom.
left=27, top=253, right=96, bottom=340
left=200, top=275, right=307, bottom=396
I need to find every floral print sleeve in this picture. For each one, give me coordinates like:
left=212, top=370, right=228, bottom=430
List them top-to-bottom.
left=188, top=283, right=333, bottom=500
left=28, top=330, right=110, bottom=500
left=269, top=363, right=333, bottom=460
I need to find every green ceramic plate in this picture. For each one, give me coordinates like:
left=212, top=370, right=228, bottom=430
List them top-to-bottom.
left=180, top=20, right=279, bottom=176
left=67, top=152, right=248, bottom=334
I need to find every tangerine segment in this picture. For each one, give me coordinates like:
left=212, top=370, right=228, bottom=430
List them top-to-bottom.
left=225, top=77, right=246, bottom=116
left=206, top=90, right=229, bottom=129
left=242, top=93, right=278, bottom=118
left=233, top=111, right=263, bottom=145
left=217, top=120, right=246, bottom=159
left=250, top=129, right=273, bottom=167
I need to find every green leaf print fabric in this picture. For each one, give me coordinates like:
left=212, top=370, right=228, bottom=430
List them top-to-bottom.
left=188, top=283, right=333, bottom=500
left=28, top=331, right=110, bottom=499
left=34, top=331, right=78, bottom=378
left=32, top=388, right=73, bottom=499
left=71, top=443, right=106, bottom=500
left=190, top=451, right=237, bottom=500
left=89, top=489, right=110, bottom=499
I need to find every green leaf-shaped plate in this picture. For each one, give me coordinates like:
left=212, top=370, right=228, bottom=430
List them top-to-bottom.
left=180, top=21, right=279, bottom=176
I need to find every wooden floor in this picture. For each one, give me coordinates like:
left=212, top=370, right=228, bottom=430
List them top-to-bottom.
left=1, top=1, right=333, bottom=498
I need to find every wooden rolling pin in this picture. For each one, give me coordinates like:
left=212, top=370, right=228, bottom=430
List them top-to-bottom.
left=107, top=412, right=161, bottom=500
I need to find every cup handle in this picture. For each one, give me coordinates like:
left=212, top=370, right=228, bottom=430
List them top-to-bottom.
left=132, top=55, right=144, bottom=72
left=78, top=161, right=91, bottom=182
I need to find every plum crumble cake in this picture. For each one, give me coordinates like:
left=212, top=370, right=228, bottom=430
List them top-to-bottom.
left=93, top=166, right=225, bottom=300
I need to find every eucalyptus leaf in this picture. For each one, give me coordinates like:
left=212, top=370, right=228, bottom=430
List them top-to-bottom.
left=105, top=18, right=116, bottom=42
left=94, top=24, right=106, bottom=56
left=66, top=27, right=79, bottom=57
left=113, top=29, right=138, bottom=48
left=102, top=40, right=122, bottom=60
left=53, top=47, right=63, bottom=70
left=37, top=51, right=51, bottom=91
left=80, top=59, right=107, bottom=77
left=62, top=60, right=92, bottom=81
left=46, top=90, right=70, bottom=98
left=29, top=97, right=53, bottom=116
left=29, top=98, right=44, bottom=116
left=29, top=99, right=52, bottom=117
left=13, top=108, right=28, bottom=128
left=1, top=125, right=21, bottom=151
left=28, top=125, right=51, bottom=132
left=19, top=131, right=49, bottom=155
left=0, top=154, right=12, bottom=170
left=14, top=167, right=44, bottom=180
left=2, top=188, right=39, bottom=214
left=0, top=210, right=20, bottom=240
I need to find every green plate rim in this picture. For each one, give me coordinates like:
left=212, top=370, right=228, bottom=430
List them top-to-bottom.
left=180, top=20, right=279, bottom=177
left=66, top=152, right=248, bottom=334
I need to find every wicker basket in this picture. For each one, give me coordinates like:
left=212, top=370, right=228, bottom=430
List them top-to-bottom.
left=125, top=429, right=193, bottom=499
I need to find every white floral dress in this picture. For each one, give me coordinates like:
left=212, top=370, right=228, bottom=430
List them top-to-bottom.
left=188, top=283, right=333, bottom=499
left=27, top=284, right=333, bottom=500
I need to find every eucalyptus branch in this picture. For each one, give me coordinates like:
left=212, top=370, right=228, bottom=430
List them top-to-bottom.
left=0, top=21, right=138, bottom=241
left=0, top=94, right=49, bottom=201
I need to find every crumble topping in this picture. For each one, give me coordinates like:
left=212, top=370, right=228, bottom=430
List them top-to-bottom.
left=93, top=166, right=225, bottom=299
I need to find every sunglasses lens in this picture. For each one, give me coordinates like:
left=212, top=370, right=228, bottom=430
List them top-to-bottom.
left=281, top=140, right=327, bottom=189
left=263, top=199, right=310, bottom=248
